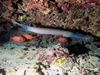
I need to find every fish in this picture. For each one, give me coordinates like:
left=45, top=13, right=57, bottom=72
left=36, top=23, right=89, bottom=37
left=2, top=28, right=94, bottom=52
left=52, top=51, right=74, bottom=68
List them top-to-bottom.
left=12, top=19, right=91, bottom=40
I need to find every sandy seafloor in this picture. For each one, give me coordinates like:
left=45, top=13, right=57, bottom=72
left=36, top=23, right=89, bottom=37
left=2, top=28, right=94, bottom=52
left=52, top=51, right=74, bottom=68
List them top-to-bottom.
left=0, top=27, right=100, bottom=75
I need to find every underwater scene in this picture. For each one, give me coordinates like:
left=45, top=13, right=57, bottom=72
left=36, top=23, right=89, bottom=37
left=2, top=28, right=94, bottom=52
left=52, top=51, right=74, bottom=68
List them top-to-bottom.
left=0, top=0, right=100, bottom=75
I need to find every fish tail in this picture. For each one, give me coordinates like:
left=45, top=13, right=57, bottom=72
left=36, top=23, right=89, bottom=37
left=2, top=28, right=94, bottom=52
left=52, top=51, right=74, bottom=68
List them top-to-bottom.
left=71, top=33, right=90, bottom=40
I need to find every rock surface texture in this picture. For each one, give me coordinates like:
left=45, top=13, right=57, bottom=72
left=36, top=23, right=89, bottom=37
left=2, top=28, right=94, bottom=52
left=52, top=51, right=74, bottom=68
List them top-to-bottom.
left=0, top=0, right=100, bottom=37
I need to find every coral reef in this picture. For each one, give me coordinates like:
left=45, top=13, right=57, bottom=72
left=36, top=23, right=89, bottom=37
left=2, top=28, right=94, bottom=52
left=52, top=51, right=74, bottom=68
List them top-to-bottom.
left=0, top=0, right=100, bottom=37
left=0, top=1, right=100, bottom=75
left=0, top=43, right=100, bottom=75
left=34, top=44, right=68, bottom=64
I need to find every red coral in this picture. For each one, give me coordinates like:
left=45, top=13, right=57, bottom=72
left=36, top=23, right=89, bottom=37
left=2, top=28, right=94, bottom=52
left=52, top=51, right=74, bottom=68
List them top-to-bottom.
left=84, top=0, right=99, bottom=4
left=27, top=2, right=37, bottom=10
left=58, top=3, right=68, bottom=12
left=82, top=3, right=91, bottom=8
left=11, top=14, right=17, bottom=20
left=43, top=16, right=51, bottom=22
left=55, top=50, right=66, bottom=56
left=38, top=54, right=45, bottom=61
left=38, top=54, right=55, bottom=63
left=46, top=55, right=55, bottom=64
left=80, top=69, right=87, bottom=75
